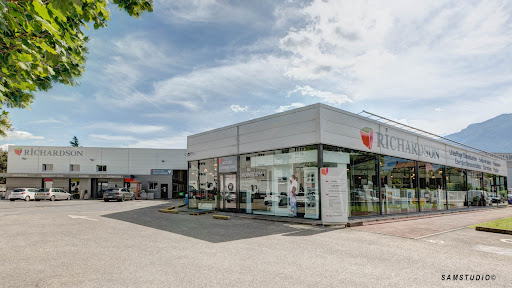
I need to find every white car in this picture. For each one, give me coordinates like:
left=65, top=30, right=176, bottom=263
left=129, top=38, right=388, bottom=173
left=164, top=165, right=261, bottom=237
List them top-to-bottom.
left=9, top=188, right=38, bottom=201
left=35, top=188, right=71, bottom=201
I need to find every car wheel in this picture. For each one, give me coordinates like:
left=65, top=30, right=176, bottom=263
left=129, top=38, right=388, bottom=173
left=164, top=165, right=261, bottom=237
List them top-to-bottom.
left=50, top=195, right=55, bottom=201
left=25, top=196, right=30, bottom=201
left=131, top=196, right=135, bottom=201
left=104, top=199, right=109, bottom=202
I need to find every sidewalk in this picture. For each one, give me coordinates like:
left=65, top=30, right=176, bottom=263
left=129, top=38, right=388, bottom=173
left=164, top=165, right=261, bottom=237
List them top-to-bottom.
left=176, top=204, right=511, bottom=227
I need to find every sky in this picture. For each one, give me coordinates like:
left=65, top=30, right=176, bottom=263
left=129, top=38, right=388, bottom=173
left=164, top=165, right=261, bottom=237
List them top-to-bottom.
left=3, top=0, right=512, bottom=150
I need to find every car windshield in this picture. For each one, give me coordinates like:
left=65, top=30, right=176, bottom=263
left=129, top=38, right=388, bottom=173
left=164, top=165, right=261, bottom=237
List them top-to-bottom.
left=13, top=189, right=24, bottom=192
left=38, top=189, right=48, bottom=192
left=107, top=189, right=116, bottom=192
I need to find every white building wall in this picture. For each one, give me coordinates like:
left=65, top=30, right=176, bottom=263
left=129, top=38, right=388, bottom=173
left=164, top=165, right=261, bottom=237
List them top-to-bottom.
left=187, top=103, right=507, bottom=177
left=187, top=106, right=321, bottom=161
left=238, top=107, right=320, bottom=154
left=187, top=127, right=238, bottom=161
left=7, top=147, right=186, bottom=175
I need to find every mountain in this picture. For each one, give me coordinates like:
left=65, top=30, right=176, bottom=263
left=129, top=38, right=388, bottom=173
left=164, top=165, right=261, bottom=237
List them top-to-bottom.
left=445, top=113, right=512, bottom=153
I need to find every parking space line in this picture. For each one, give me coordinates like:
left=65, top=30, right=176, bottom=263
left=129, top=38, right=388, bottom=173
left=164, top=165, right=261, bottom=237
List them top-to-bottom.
left=414, top=227, right=467, bottom=240
left=473, top=245, right=512, bottom=257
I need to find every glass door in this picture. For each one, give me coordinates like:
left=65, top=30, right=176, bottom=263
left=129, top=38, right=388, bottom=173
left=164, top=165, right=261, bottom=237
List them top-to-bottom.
left=219, top=173, right=237, bottom=211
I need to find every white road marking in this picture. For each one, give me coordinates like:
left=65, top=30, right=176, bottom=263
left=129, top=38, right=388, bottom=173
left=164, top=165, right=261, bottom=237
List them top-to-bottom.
left=68, top=215, right=98, bottom=221
left=284, top=224, right=323, bottom=231
left=414, top=227, right=467, bottom=240
left=424, top=239, right=444, bottom=244
left=500, top=239, right=512, bottom=244
left=473, top=245, right=512, bottom=257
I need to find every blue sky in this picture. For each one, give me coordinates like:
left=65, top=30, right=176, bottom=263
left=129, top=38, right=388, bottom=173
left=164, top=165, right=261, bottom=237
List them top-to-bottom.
left=3, top=0, right=512, bottom=150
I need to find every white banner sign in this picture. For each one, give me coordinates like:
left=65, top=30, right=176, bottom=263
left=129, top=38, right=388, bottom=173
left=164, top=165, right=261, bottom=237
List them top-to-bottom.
left=320, top=167, right=348, bottom=225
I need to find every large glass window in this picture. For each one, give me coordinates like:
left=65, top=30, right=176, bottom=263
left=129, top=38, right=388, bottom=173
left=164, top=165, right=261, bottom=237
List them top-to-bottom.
left=239, top=146, right=319, bottom=219
left=323, top=146, right=379, bottom=217
left=380, top=156, right=418, bottom=214
left=197, top=159, right=218, bottom=210
left=188, top=161, right=199, bottom=208
left=418, top=163, right=445, bottom=211
left=446, top=167, right=466, bottom=209
left=467, top=171, right=484, bottom=207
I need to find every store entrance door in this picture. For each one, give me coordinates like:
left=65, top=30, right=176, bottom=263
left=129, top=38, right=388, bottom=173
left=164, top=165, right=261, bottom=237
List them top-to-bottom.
left=219, top=173, right=237, bottom=211
left=97, top=179, right=108, bottom=199
left=161, top=184, right=169, bottom=199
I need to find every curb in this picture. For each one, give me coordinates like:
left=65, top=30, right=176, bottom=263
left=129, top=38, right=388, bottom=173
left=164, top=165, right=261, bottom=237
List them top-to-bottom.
left=158, top=209, right=179, bottom=214
left=213, top=215, right=230, bottom=220
left=475, top=226, right=512, bottom=235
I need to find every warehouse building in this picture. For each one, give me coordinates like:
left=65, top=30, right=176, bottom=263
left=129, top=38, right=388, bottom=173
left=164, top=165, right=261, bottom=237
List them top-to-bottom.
left=6, top=146, right=187, bottom=199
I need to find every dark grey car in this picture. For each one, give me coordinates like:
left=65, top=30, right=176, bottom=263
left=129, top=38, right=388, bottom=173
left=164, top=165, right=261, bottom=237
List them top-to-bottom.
left=103, top=188, right=134, bottom=202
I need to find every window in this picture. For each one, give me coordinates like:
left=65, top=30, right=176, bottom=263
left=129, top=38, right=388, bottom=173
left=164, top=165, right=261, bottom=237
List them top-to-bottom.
left=240, top=145, right=318, bottom=219
left=323, top=146, right=379, bottom=217
left=42, top=164, right=53, bottom=171
left=70, top=164, right=80, bottom=172
left=96, top=165, right=107, bottom=172
left=149, top=182, right=158, bottom=190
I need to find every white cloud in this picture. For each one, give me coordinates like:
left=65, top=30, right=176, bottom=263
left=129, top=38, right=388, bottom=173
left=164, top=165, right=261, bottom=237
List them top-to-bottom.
left=154, top=0, right=270, bottom=25
left=279, top=0, right=512, bottom=102
left=150, top=56, right=289, bottom=110
left=288, top=86, right=352, bottom=106
left=275, top=102, right=305, bottom=113
left=230, top=105, right=249, bottom=112
left=435, top=108, right=443, bottom=112
left=31, top=118, right=62, bottom=124
left=87, top=123, right=166, bottom=134
left=4, top=131, right=44, bottom=141
left=126, top=132, right=190, bottom=149
left=89, top=134, right=137, bottom=142
left=0, top=143, right=14, bottom=151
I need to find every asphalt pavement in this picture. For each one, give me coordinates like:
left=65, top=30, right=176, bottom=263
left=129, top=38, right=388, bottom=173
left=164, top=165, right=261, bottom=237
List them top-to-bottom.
left=1, top=199, right=511, bottom=287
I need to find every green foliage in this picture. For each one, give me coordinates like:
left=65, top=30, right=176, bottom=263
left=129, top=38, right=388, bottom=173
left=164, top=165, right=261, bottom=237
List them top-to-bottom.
left=0, top=0, right=153, bottom=135
left=69, top=135, right=79, bottom=147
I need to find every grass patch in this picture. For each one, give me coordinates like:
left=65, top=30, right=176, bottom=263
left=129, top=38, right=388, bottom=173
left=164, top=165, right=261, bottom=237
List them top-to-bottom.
left=469, top=217, right=512, bottom=230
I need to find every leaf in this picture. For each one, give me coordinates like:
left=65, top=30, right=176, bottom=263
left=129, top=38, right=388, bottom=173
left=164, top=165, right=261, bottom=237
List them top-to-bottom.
left=32, top=1, right=52, bottom=22
left=47, top=3, right=67, bottom=22
left=36, top=42, right=57, bottom=55
left=17, top=54, right=33, bottom=62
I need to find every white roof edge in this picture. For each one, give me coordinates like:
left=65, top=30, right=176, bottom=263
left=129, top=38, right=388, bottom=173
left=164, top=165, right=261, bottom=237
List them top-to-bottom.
left=187, top=103, right=323, bottom=139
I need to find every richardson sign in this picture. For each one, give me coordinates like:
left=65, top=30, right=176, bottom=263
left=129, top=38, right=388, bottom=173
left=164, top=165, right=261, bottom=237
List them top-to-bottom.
left=360, top=127, right=440, bottom=159
left=14, top=148, right=84, bottom=157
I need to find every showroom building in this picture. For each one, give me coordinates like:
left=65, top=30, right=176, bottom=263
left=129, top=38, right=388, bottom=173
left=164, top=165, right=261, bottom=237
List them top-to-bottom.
left=187, top=104, right=508, bottom=222
left=6, top=146, right=187, bottom=199
left=495, top=153, right=512, bottom=191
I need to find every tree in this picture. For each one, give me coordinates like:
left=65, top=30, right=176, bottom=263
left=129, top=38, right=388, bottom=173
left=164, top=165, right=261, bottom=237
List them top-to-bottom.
left=0, top=0, right=153, bottom=137
left=70, top=135, right=79, bottom=147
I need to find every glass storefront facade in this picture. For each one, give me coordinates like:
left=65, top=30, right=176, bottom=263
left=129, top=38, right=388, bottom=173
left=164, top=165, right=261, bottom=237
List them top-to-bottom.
left=188, top=144, right=508, bottom=219
left=240, top=146, right=319, bottom=219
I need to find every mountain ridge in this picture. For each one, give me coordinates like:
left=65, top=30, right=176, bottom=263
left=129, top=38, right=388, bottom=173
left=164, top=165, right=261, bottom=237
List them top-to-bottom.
left=445, top=113, right=512, bottom=153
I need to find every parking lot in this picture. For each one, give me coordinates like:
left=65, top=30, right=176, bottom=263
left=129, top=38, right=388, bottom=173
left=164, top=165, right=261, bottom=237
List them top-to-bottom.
left=1, top=199, right=512, bottom=287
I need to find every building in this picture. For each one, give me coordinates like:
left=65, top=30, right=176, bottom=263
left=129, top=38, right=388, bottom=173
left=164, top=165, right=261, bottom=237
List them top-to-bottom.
left=186, top=104, right=508, bottom=221
left=6, top=146, right=187, bottom=199
left=495, top=153, right=512, bottom=191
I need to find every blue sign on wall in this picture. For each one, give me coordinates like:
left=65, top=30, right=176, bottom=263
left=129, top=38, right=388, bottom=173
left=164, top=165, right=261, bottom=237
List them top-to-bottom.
left=150, top=169, right=173, bottom=175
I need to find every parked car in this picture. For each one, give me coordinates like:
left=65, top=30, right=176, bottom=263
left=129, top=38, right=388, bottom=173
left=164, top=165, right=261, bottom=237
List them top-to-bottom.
left=9, top=188, right=38, bottom=201
left=35, top=188, right=71, bottom=201
left=103, top=188, right=134, bottom=202
left=225, top=192, right=237, bottom=203
left=264, top=192, right=287, bottom=206
left=508, top=194, right=512, bottom=204
left=490, top=195, right=504, bottom=203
